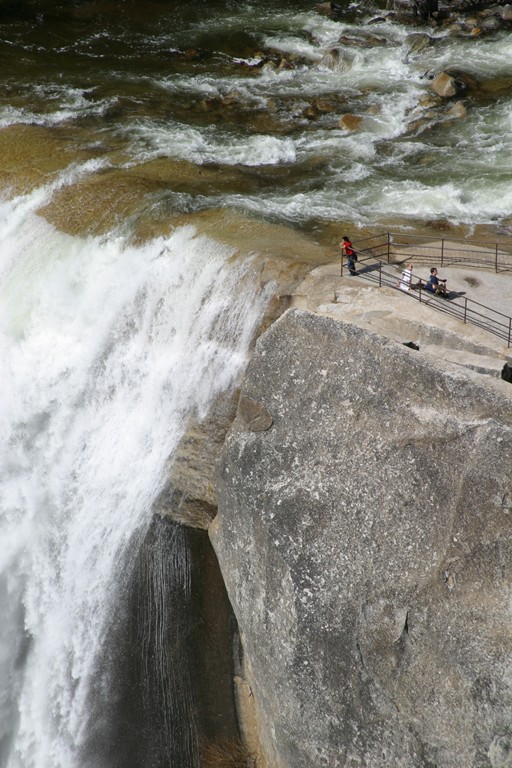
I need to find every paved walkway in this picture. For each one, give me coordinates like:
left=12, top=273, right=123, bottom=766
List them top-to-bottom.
left=362, top=236, right=512, bottom=273
left=289, top=260, right=512, bottom=368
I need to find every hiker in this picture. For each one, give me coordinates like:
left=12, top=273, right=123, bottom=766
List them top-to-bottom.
left=340, top=235, right=357, bottom=275
left=398, top=263, right=413, bottom=291
left=425, top=267, right=448, bottom=296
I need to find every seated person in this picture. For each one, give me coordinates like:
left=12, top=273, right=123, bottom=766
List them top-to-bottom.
left=398, top=263, right=413, bottom=291
left=425, top=267, right=448, bottom=296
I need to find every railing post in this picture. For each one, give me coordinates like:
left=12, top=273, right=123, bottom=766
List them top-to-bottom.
left=387, top=232, right=390, bottom=263
left=441, top=239, right=444, bottom=267
left=496, top=243, right=499, bottom=273
left=340, top=251, right=343, bottom=277
left=379, top=262, right=382, bottom=287
left=464, top=298, right=468, bottom=324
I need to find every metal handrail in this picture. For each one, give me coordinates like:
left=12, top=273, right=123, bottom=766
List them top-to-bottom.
left=346, top=232, right=512, bottom=273
left=340, top=253, right=512, bottom=347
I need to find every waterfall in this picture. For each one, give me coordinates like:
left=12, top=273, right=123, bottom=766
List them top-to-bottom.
left=0, top=185, right=273, bottom=768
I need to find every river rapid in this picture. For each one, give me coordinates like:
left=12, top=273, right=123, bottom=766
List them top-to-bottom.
left=1, top=0, right=512, bottom=244
left=0, top=1, right=511, bottom=767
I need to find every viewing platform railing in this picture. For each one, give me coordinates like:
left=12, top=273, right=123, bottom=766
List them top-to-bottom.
left=350, top=232, right=512, bottom=273
left=340, top=252, right=512, bottom=347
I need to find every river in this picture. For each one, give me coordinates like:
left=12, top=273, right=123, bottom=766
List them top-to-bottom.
left=2, top=0, right=512, bottom=239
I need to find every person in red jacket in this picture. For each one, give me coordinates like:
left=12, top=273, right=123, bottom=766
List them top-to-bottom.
left=340, top=235, right=357, bottom=275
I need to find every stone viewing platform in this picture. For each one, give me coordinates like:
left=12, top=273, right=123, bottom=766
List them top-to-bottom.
left=288, top=253, right=512, bottom=379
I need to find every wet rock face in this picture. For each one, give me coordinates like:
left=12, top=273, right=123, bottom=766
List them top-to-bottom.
left=157, top=248, right=312, bottom=530
left=212, top=309, right=512, bottom=768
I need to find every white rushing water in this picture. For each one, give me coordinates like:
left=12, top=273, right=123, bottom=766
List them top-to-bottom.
left=2, top=6, right=512, bottom=229
left=121, top=10, right=512, bottom=229
left=0, top=181, right=273, bottom=768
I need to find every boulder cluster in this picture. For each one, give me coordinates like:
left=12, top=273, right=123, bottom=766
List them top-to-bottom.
left=199, top=0, right=512, bottom=140
left=314, top=1, right=512, bottom=135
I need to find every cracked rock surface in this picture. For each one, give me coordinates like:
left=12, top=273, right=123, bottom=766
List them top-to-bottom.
left=212, top=308, right=512, bottom=768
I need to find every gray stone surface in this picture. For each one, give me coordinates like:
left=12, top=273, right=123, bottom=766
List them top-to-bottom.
left=211, top=309, right=512, bottom=768
left=421, top=344, right=509, bottom=378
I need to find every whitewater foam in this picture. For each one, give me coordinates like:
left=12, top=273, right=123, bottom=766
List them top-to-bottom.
left=0, top=190, right=273, bottom=767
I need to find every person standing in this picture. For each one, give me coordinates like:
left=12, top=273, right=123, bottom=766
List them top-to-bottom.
left=340, top=235, right=357, bottom=275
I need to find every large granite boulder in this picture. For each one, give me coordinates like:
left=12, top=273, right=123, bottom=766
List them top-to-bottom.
left=211, top=309, right=512, bottom=768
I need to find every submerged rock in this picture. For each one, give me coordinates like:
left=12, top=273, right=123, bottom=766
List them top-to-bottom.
left=404, top=32, right=433, bottom=56
left=318, top=46, right=353, bottom=71
left=315, top=96, right=345, bottom=113
left=447, top=99, right=467, bottom=118
left=339, top=113, right=362, bottom=130
left=0, top=124, right=92, bottom=195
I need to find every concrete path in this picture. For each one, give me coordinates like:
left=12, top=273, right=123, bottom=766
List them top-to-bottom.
left=364, top=236, right=512, bottom=272
left=289, top=259, right=512, bottom=379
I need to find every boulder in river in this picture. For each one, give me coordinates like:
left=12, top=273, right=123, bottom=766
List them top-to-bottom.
left=404, top=32, right=433, bottom=57
left=319, top=46, right=353, bottom=72
left=430, top=68, right=476, bottom=98
left=339, top=113, right=362, bottom=130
